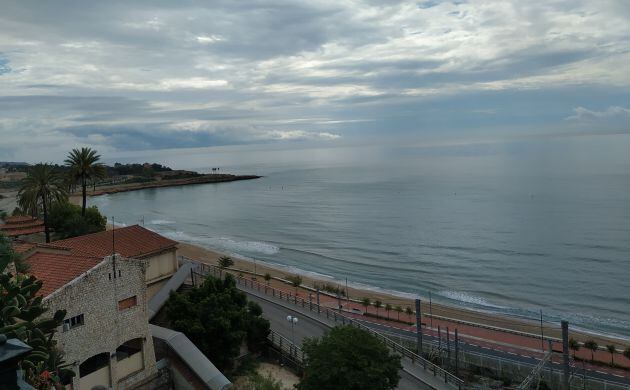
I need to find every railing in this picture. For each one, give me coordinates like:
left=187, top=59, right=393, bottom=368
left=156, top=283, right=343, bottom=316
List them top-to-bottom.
left=182, top=257, right=464, bottom=389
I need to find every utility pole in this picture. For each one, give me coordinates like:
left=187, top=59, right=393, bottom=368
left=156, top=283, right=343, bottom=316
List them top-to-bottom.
left=345, top=277, right=349, bottom=303
left=316, top=288, right=321, bottom=314
left=429, top=291, right=433, bottom=329
left=415, top=299, right=423, bottom=356
left=540, top=309, right=545, bottom=353
left=561, top=320, right=570, bottom=390
left=454, top=328, right=459, bottom=376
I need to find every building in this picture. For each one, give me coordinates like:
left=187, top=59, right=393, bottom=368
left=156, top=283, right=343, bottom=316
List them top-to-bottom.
left=54, top=225, right=179, bottom=298
left=21, top=246, right=158, bottom=389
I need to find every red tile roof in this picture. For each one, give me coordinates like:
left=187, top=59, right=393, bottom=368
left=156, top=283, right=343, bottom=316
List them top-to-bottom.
left=3, top=215, right=38, bottom=224
left=0, top=216, right=45, bottom=237
left=54, top=225, right=177, bottom=259
left=12, top=241, right=71, bottom=255
left=26, top=252, right=103, bottom=297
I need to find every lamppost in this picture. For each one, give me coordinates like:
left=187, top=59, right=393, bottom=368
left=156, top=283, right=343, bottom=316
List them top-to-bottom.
left=286, top=315, right=298, bottom=356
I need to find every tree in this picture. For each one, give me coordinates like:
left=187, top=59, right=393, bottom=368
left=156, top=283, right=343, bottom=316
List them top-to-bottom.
left=65, top=147, right=106, bottom=216
left=18, top=163, right=67, bottom=243
left=48, top=201, right=106, bottom=239
left=218, top=256, right=234, bottom=277
left=0, top=262, right=75, bottom=387
left=264, top=273, right=272, bottom=285
left=165, top=274, right=270, bottom=371
left=287, top=275, right=303, bottom=295
left=361, top=297, right=371, bottom=313
left=373, top=300, right=382, bottom=318
left=385, top=303, right=392, bottom=320
left=395, top=305, right=403, bottom=321
left=405, top=306, right=413, bottom=319
left=298, top=326, right=401, bottom=390
left=569, top=338, right=580, bottom=359
left=584, top=340, right=598, bottom=362
left=606, top=344, right=616, bottom=366
left=624, top=346, right=630, bottom=360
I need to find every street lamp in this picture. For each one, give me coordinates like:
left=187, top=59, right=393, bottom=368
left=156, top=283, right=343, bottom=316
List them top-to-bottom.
left=286, top=315, right=299, bottom=354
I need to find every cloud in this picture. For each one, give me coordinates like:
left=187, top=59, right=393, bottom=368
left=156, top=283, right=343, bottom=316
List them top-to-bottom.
left=0, top=0, right=629, bottom=161
left=567, top=106, right=630, bottom=121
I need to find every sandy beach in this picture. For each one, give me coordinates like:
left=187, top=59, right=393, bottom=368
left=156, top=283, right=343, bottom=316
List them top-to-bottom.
left=177, top=242, right=629, bottom=354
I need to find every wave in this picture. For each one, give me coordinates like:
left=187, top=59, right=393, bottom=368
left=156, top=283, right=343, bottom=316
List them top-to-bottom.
left=150, top=219, right=175, bottom=225
left=162, top=230, right=280, bottom=255
left=437, top=290, right=509, bottom=310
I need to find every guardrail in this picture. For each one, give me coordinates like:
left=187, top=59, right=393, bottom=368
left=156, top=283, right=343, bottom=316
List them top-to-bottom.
left=182, top=257, right=464, bottom=389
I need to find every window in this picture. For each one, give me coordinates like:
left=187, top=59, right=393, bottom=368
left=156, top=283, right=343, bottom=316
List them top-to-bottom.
left=118, top=295, right=137, bottom=310
left=63, top=314, right=84, bottom=331
left=116, top=338, right=143, bottom=361
left=79, top=353, right=110, bottom=377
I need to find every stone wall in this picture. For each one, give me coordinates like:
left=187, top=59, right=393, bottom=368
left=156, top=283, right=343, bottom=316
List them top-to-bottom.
left=45, top=255, right=158, bottom=389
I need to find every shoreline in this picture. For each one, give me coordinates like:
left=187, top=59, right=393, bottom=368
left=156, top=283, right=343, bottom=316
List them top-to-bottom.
left=176, top=241, right=630, bottom=350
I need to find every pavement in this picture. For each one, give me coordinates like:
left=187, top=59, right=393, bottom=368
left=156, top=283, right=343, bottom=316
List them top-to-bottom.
left=238, top=277, right=630, bottom=388
left=245, top=292, right=452, bottom=390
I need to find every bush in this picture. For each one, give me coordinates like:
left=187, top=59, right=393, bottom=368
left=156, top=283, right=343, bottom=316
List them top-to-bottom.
left=48, top=201, right=106, bottom=239
left=165, top=274, right=270, bottom=371
left=298, top=326, right=401, bottom=390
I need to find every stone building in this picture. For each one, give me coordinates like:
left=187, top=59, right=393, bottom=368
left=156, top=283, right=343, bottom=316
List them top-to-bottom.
left=54, top=225, right=179, bottom=298
left=23, top=247, right=158, bottom=389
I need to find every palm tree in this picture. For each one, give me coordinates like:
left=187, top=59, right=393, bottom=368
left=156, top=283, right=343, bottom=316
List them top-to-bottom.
left=65, top=147, right=105, bottom=216
left=18, top=164, right=67, bottom=243
left=218, top=256, right=233, bottom=277
left=264, top=273, right=272, bottom=285
left=288, top=275, right=302, bottom=295
left=361, top=297, right=371, bottom=313
left=373, top=300, right=382, bottom=318
left=385, top=303, right=392, bottom=320
left=395, top=305, right=403, bottom=321
left=405, top=306, right=413, bottom=321
left=569, top=338, right=580, bottom=359
left=584, top=340, right=598, bottom=362
left=606, top=345, right=616, bottom=366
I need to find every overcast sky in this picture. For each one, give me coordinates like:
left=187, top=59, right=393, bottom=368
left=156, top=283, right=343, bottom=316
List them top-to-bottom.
left=1, top=0, right=629, bottom=162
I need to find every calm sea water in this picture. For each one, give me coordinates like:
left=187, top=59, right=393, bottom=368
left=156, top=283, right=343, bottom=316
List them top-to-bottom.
left=94, top=138, right=630, bottom=338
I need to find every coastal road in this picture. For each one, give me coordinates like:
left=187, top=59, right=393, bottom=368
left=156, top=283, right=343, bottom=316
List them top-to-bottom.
left=239, top=282, right=630, bottom=388
left=246, top=292, right=442, bottom=390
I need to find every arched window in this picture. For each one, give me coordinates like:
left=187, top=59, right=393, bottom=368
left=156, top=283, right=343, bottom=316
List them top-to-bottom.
left=79, top=352, right=110, bottom=378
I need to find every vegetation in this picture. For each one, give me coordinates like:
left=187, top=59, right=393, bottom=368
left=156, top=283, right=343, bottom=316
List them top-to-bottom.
left=65, top=147, right=106, bottom=216
left=18, top=163, right=67, bottom=243
left=48, top=201, right=106, bottom=239
left=218, top=255, right=234, bottom=276
left=0, top=260, right=74, bottom=388
left=264, top=273, right=272, bottom=285
left=165, top=274, right=270, bottom=371
left=286, top=274, right=302, bottom=294
left=312, top=282, right=346, bottom=297
left=361, top=297, right=370, bottom=312
left=373, top=300, right=382, bottom=317
left=385, top=303, right=392, bottom=319
left=395, top=305, right=403, bottom=321
left=405, top=306, right=413, bottom=318
left=298, top=326, right=401, bottom=390
left=569, top=338, right=580, bottom=359
left=584, top=340, right=598, bottom=362
left=606, top=344, right=616, bottom=366
left=624, top=346, right=630, bottom=360
left=239, top=371, right=285, bottom=390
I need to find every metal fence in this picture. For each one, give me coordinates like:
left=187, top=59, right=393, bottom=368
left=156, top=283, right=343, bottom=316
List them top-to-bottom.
left=181, top=257, right=629, bottom=390
left=183, top=258, right=464, bottom=389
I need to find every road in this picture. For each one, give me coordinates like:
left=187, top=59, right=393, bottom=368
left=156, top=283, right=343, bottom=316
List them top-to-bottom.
left=239, top=281, right=630, bottom=388
left=246, top=292, right=442, bottom=390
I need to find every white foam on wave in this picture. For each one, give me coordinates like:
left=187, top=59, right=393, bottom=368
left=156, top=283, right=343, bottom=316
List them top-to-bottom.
left=150, top=219, right=175, bottom=225
left=162, top=231, right=279, bottom=255
left=438, top=290, right=507, bottom=309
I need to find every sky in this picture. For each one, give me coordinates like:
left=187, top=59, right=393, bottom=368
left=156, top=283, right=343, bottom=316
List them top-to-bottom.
left=1, top=0, right=629, bottom=163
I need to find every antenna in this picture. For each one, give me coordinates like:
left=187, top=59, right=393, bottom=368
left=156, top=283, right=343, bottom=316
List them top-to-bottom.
left=112, top=216, right=117, bottom=279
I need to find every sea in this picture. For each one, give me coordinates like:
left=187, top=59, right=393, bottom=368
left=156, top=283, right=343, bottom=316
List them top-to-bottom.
left=93, top=136, right=630, bottom=339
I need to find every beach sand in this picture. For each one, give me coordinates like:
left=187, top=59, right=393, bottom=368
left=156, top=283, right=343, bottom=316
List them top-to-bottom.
left=177, top=242, right=629, bottom=352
